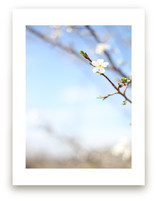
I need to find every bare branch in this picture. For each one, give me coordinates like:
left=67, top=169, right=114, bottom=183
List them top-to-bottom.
left=100, top=73, right=132, bottom=103
left=123, top=83, right=129, bottom=96
left=102, top=92, right=119, bottom=100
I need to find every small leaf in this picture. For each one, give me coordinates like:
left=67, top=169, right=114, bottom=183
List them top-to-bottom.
left=121, top=78, right=128, bottom=83
left=96, top=96, right=103, bottom=99
left=122, top=101, right=127, bottom=105
left=129, top=123, right=132, bottom=126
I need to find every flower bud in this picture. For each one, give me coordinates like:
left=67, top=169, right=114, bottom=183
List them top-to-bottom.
left=122, top=101, right=127, bottom=105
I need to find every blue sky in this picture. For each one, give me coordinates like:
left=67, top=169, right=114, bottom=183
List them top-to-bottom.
left=26, top=25, right=132, bottom=157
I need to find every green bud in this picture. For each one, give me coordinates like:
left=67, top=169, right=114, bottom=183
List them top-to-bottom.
left=80, top=50, right=85, bottom=56
left=80, top=50, right=89, bottom=59
left=84, top=52, right=88, bottom=57
left=121, top=78, right=128, bottom=83
left=127, top=79, right=131, bottom=83
left=96, top=96, right=103, bottom=99
left=122, top=101, right=127, bottom=105
left=129, top=123, right=132, bottom=126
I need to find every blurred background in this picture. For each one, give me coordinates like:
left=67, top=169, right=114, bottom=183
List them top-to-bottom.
left=26, top=25, right=132, bottom=168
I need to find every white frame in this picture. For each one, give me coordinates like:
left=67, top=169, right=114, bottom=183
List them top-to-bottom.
left=13, top=9, right=145, bottom=185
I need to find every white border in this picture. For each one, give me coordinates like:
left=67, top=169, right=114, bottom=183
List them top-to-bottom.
left=13, top=9, right=145, bottom=185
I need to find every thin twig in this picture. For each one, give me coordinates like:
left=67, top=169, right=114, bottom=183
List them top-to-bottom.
left=85, top=25, right=128, bottom=78
left=27, top=26, right=128, bottom=77
left=27, top=26, right=132, bottom=103
left=81, top=52, right=132, bottom=103
left=100, top=73, right=132, bottom=103
left=123, top=83, right=129, bottom=96
left=102, top=92, right=119, bottom=99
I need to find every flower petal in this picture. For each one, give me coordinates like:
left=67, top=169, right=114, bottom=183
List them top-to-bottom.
left=97, top=59, right=104, bottom=65
left=92, top=61, right=98, bottom=67
left=102, top=62, right=109, bottom=67
left=92, top=67, right=99, bottom=73
left=99, top=68, right=105, bottom=73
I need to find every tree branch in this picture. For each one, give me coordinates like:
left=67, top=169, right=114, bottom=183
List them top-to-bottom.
left=85, top=25, right=128, bottom=78
left=26, top=26, right=84, bottom=61
left=27, top=26, right=129, bottom=78
left=27, top=26, right=131, bottom=104
left=80, top=51, right=132, bottom=103
left=100, top=73, right=132, bottom=103
left=123, top=83, right=129, bottom=96
left=102, top=92, right=119, bottom=100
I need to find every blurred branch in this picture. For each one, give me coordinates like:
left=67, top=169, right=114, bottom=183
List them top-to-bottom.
left=85, top=25, right=128, bottom=78
left=26, top=26, right=84, bottom=61
left=27, top=26, right=129, bottom=79
left=40, top=123, right=83, bottom=154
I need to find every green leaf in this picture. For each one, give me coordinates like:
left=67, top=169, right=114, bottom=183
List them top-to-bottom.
left=121, top=78, right=128, bottom=82
left=96, top=96, right=103, bottom=99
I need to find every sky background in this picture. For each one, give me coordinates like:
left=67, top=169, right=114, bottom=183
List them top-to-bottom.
left=26, top=25, right=132, bottom=158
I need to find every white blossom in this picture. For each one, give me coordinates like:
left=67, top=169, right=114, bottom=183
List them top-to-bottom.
left=52, top=29, right=61, bottom=39
left=95, top=43, right=111, bottom=54
left=92, top=59, right=109, bottom=73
